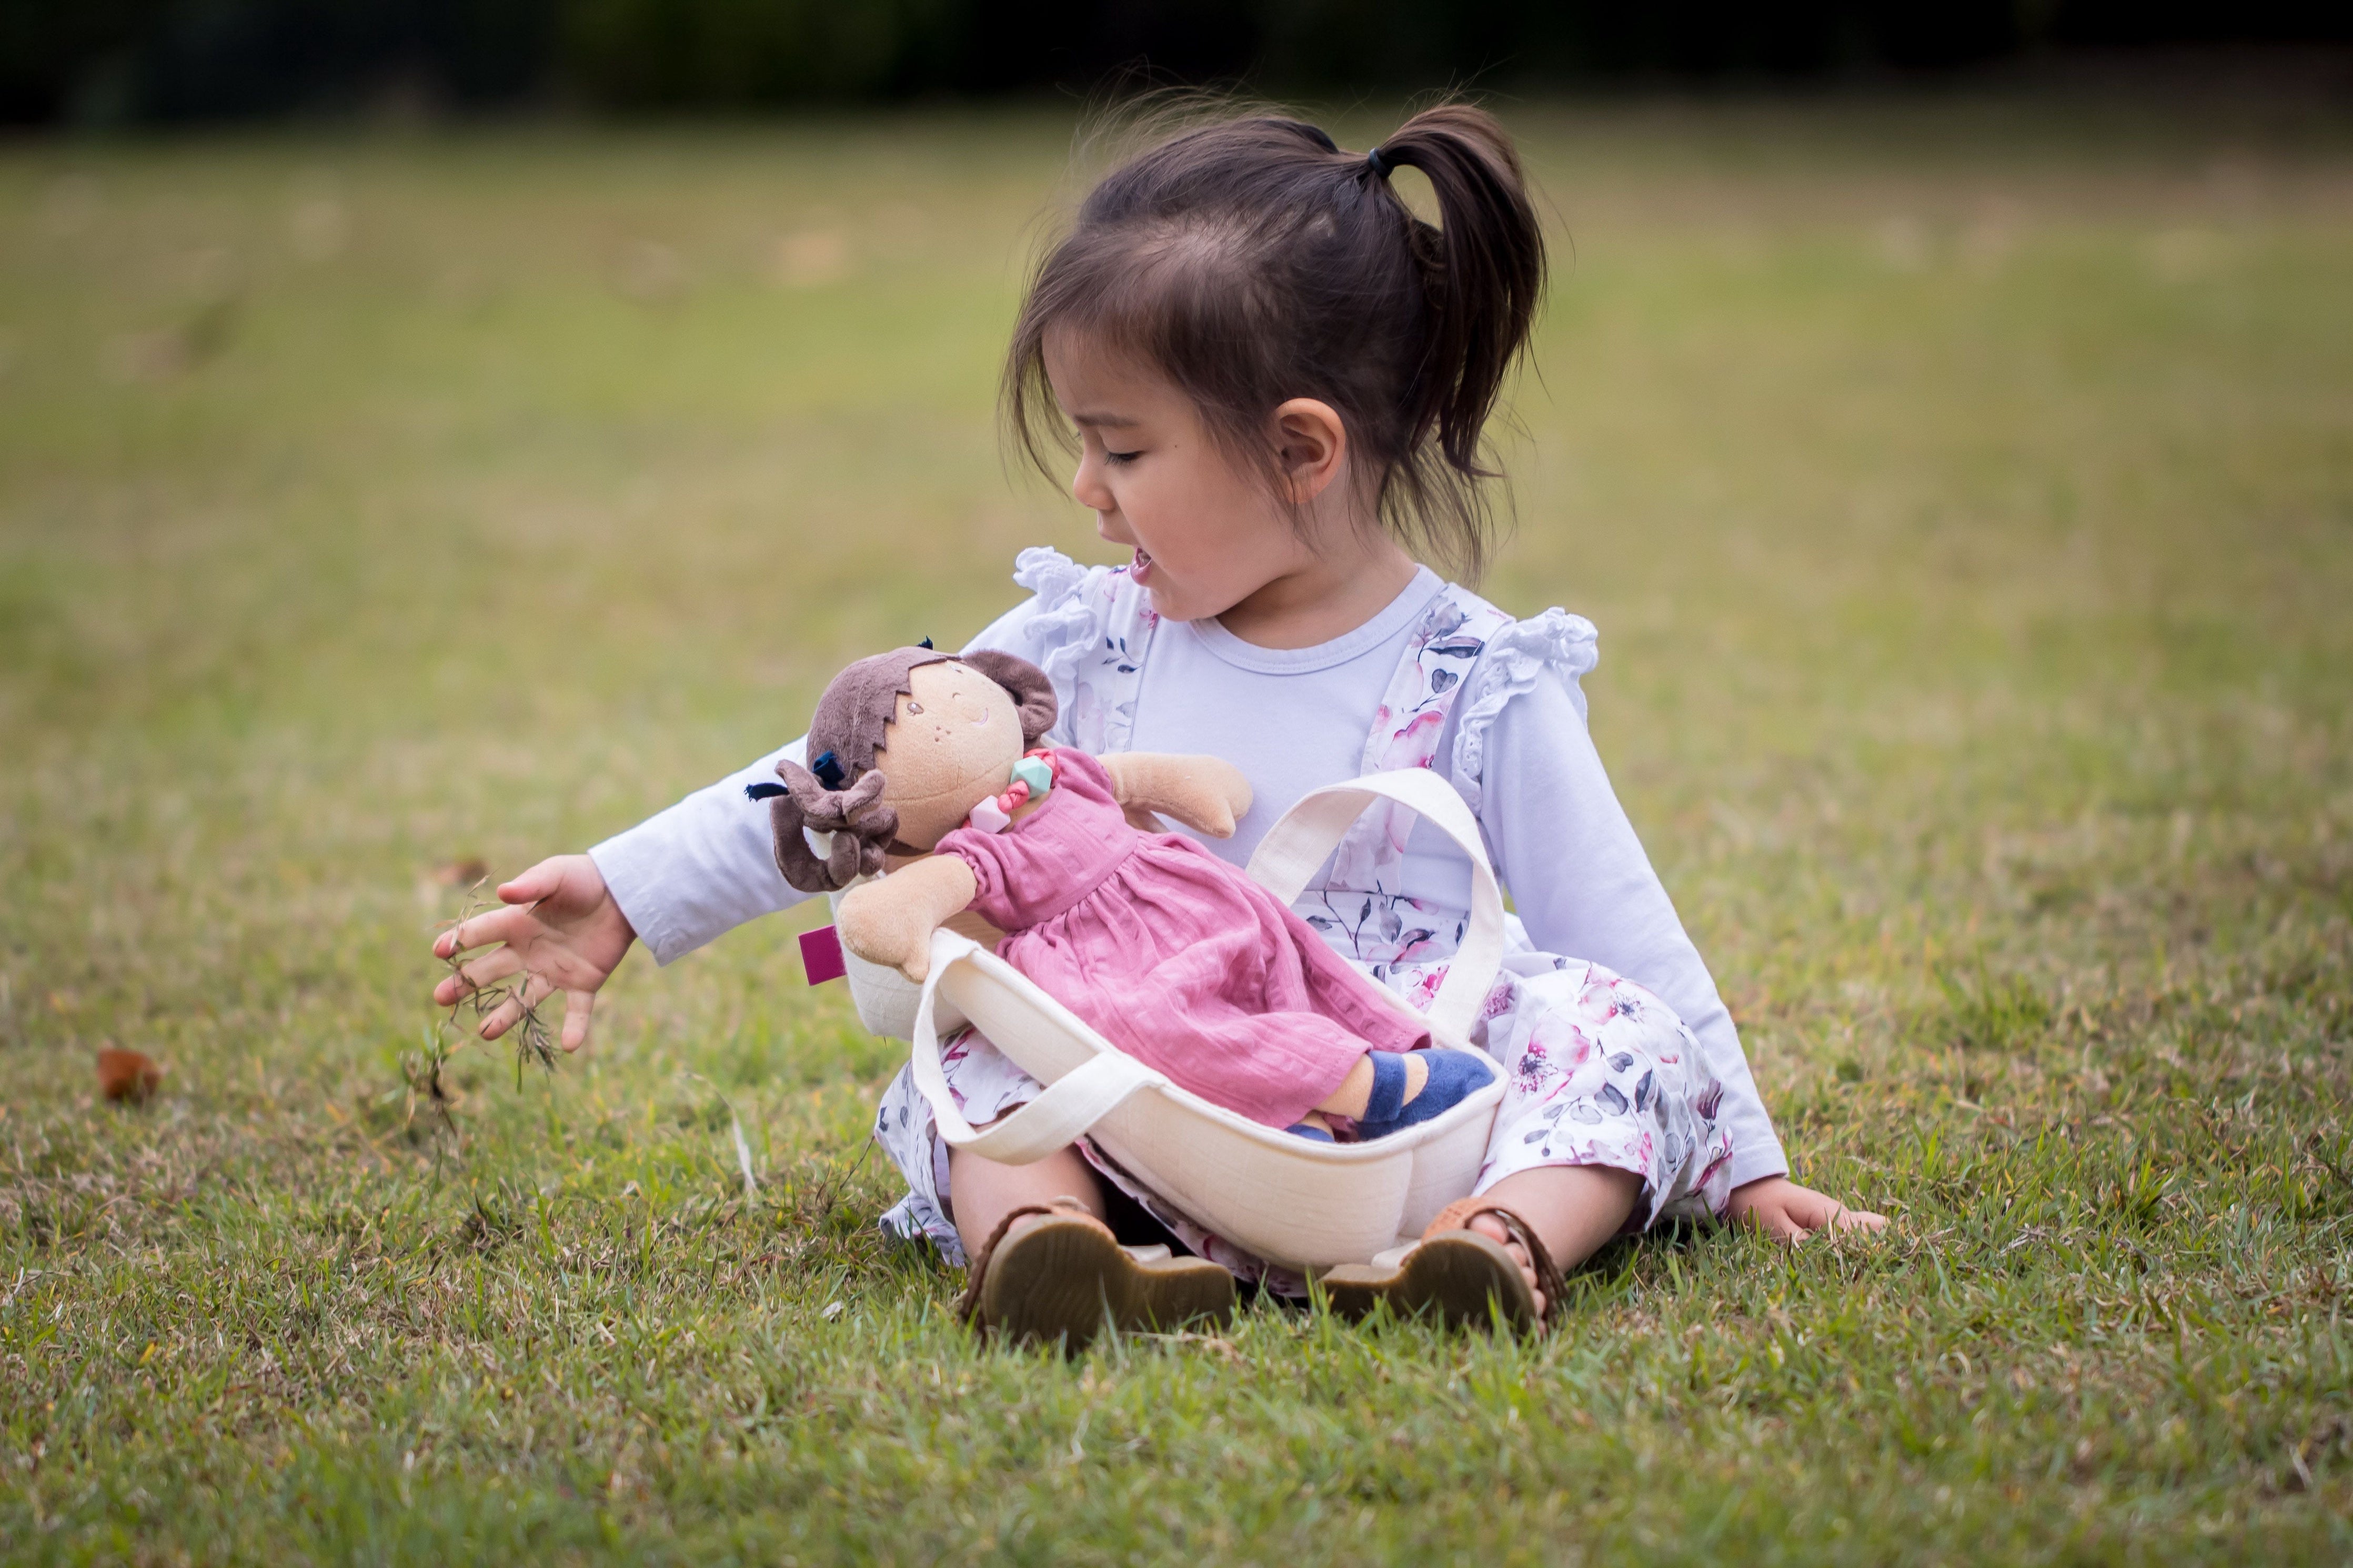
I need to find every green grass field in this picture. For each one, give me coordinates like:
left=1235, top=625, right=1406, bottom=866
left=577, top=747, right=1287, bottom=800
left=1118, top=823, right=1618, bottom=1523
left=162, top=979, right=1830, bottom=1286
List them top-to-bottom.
left=3, top=96, right=2350, bottom=1563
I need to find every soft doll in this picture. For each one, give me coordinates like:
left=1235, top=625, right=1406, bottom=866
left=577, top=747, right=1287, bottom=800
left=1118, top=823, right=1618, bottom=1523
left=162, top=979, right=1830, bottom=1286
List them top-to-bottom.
left=752, top=646, right=1494, bottom=1139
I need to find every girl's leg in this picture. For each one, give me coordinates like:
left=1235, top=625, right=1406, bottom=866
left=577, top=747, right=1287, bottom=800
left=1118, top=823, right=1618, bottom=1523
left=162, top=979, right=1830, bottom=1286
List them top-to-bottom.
left=1441, top=956, right=1738, bottom=1320
left=873, top=1026, right=1070, bottom=1268
left=878, top=1030, right=1239, bottom=1348
left=945, top=1139, right=1109, bottom=1264
left=1466, top=1165, right=1641, bottom=1315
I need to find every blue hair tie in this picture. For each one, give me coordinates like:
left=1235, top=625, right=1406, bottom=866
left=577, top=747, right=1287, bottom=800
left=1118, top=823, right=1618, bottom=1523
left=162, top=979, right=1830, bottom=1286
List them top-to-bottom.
left=1365, top=146, right=1394, bottom=180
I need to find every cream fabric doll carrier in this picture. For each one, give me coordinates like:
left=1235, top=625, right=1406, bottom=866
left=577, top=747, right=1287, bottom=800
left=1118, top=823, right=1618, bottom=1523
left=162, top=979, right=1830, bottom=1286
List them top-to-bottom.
left=833, top=766, right=1505, bottom=1272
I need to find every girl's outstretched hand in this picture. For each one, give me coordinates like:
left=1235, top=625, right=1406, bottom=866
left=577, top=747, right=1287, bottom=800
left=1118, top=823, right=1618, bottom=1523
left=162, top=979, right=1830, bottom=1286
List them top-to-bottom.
left=431, top=854, right=636, bottom=1051
left=1727, top=1176, right=1887, bottom=1240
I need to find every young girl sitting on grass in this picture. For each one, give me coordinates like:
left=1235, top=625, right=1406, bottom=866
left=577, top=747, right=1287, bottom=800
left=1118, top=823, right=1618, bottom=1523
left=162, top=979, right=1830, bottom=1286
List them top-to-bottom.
left=433, top=102, right=1884, bottom=1344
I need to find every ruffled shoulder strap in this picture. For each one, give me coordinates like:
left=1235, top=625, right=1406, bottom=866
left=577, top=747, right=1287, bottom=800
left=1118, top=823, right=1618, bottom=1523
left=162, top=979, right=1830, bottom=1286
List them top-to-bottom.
left=1009, top=547, right=1160, bottom=753
left=1322, top=580, right=1513, bottom=903
left=1448, top=606, right=1600, bottom=815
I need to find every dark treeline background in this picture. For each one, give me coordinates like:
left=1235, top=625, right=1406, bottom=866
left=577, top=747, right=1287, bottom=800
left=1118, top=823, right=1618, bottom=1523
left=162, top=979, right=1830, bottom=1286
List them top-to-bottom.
left=4, top=0, right=2347, bottom=125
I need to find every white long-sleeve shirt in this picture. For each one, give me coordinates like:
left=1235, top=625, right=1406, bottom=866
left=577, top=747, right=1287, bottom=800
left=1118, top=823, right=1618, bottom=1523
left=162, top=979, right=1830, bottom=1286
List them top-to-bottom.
left=590, top=561, right=1789, bottom=1188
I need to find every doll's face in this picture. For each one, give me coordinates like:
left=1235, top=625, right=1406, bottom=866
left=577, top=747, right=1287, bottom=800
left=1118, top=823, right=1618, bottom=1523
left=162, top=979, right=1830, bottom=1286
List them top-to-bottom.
left=872, top=661, right=1024, bottom=851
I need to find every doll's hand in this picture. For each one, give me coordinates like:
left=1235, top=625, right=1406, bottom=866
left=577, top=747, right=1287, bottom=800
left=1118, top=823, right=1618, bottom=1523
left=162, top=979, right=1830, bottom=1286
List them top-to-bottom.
left=1104, top=753, right=1253, bottom=839
left=1190, top=756, right=1252, bottom=837
left=431, top=854, right=635, bottom=1051
left=838, top=856, right=981, bottom=983
left=837, top=883, right=927, bottom=980
left=1726, top=1176, right=1888, bottom=1240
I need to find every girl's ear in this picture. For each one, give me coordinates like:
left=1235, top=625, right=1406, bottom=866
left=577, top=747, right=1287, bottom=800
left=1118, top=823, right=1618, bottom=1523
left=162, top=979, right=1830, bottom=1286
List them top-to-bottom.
left=1272, top=398, right=1348, bottom=505
left=959, top=652, right=1058, bottom=746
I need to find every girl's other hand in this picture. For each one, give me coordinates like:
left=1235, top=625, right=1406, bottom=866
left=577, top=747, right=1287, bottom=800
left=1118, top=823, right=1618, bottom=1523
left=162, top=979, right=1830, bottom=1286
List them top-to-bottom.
left=431, top=854, right=636, bottom=1051
left=1727, top=1176, right=1888, bottom=1240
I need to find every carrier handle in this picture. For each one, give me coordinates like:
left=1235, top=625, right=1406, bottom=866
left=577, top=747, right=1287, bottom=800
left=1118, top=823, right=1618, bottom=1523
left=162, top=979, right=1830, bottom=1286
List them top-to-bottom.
left=1244, top=767, right=1504, bottom=1049
left=908, top=929, right=1172, bottom=1165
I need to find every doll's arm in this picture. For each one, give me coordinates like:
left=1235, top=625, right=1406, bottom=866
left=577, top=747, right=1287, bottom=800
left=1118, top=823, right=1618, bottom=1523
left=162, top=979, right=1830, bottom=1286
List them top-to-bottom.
left=1102, top=753, right=1253, bottom=839
left=836, top=856, right=980, bottom=983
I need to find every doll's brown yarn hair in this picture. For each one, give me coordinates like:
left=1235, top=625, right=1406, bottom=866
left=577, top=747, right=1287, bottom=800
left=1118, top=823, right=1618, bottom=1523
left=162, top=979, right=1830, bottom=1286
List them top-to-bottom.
left=1004, top=100, right=1545, bottom=582
left=766, top=649, right=1057, bottom=894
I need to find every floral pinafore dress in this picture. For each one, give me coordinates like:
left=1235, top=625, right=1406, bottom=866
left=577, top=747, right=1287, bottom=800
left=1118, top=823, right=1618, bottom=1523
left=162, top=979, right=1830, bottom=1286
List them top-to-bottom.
left=872, top=550, right=1736, bottom=1287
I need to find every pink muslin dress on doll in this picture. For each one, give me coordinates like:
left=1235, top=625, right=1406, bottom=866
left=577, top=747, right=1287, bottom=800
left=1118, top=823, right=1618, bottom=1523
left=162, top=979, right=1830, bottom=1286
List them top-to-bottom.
left=933, top=748, right=1428, bottom=1128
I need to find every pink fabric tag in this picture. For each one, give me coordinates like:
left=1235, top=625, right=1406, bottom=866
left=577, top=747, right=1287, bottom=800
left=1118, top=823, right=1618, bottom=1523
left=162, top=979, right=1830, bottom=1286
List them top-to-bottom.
left=799, top=925, right=847, bottom=985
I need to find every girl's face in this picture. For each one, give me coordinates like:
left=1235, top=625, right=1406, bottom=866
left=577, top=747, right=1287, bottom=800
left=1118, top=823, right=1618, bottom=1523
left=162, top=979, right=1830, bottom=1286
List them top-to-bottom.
left=1043, top=329, right=1323, bottom=625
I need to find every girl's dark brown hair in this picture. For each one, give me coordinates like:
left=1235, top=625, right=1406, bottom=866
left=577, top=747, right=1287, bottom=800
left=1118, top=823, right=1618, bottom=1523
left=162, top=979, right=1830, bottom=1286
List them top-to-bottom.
left=1005, top=100, right=1545, bottom=581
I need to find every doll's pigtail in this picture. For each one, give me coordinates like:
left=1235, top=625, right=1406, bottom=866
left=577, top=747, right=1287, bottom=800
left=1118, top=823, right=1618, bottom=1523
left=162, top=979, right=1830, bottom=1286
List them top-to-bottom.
left=961, top=650, right=1059, bottom=746
left=766, top=762, right=899, bottom=894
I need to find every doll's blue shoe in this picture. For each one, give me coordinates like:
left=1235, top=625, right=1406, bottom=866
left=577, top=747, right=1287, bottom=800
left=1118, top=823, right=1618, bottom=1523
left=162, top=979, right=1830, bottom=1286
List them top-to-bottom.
left=1355, top=1049, right=1494, bottom=1140
left=1286, top=1121, right=1336, bottom=1142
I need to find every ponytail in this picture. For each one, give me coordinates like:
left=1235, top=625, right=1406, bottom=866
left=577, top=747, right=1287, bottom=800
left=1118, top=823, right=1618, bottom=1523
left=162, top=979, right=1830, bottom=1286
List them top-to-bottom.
left=1367, top=104, right=1546, bottom=491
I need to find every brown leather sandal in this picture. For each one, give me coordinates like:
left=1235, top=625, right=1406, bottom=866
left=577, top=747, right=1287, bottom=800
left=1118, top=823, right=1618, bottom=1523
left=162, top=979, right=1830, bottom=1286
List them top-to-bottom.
left=957, top=1196, right=1236, bottom=1351
left=1316, top=1198, right=1567, bottom=1336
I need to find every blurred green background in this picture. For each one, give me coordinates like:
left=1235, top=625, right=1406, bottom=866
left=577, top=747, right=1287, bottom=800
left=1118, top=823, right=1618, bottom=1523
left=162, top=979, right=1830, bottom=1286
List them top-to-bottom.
left=8, top=0, right=2348, bottom=124
left=1, top=92, right=2350, bottom=1562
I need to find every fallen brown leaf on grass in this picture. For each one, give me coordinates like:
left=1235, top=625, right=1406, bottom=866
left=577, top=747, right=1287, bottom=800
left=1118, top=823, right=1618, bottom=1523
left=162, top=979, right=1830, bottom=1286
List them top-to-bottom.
left=97, top=1047, right=164, bottom=1102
